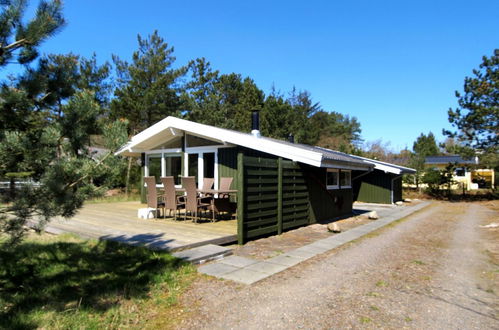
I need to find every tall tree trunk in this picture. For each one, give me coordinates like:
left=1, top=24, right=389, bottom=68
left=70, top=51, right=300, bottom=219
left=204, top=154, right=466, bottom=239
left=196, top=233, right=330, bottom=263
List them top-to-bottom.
left=125, top=156, right=132, bottom=197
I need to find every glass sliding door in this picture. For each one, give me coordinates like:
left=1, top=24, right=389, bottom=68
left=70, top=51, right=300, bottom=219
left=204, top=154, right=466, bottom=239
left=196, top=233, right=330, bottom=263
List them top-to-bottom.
left=185, top=149, right=219, bottom=188
left=203, top=152, right=215, bottom=179
left=188, top=153, right=198, bottom=184
left=164, top=154, right=182, bottom=185
left=147, top=155, right=161, bottom=184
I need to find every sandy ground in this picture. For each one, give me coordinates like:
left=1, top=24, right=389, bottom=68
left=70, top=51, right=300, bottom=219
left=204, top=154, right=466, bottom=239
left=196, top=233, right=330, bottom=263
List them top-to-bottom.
left=175, top=201, right=498, bottom=329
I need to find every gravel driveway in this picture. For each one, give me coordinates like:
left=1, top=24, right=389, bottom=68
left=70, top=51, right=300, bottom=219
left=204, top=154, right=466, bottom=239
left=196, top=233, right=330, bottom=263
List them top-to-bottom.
left=176, top=201, right=498, bottom=329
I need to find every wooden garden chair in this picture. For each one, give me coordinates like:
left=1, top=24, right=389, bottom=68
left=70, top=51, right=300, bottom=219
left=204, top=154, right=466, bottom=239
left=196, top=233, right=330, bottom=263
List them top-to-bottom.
left=144, top=176, right=164, bottom=218
left=160, top=176, right=184, bottom=221
left=181, top=176, right=213, bottom=223
left=199, top=177, right=215, bottom=200
left=218, top=177, right=233, bottom=198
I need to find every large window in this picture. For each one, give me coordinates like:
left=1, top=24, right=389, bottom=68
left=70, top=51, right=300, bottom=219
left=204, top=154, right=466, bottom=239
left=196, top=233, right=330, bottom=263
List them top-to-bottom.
left=203, top=152, right=215, bottom=179
left=147, top=153, right=182, bottom=185
left=188, top=153, right=198, bottom=183
left=164, top=154, right=182, bottom=185
left=147, top=155, right=161, bottom=184
left=326, top=169, right=339, bottom=189
left=340, top=170, right=351, bottom=188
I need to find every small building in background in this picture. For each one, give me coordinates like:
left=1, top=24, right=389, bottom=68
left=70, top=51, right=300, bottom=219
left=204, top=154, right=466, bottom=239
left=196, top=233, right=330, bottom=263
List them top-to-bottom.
left=425, top=155, right=495, bottom=190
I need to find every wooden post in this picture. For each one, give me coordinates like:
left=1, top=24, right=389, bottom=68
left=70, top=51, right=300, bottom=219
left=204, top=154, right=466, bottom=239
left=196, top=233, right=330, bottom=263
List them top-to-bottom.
left=237, top=152, right=244, bottom=244
left=277, top=157, right=283, bottom=235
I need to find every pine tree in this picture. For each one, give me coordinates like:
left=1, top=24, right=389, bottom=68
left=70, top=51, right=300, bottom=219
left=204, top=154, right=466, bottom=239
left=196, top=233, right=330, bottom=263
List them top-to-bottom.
left=0, top=0, right=65, bottom=66
left=0, top=2, right=126, bottom=244
left=111, top=30, right=186, bottom=134
left=444, top=50, right=498, bottom=171
left=445, top=50, right=498, bottom=152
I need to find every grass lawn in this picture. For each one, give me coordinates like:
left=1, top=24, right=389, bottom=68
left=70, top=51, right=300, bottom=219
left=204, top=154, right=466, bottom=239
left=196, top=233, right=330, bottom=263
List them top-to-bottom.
left=0, top=233, right=196, bottom=329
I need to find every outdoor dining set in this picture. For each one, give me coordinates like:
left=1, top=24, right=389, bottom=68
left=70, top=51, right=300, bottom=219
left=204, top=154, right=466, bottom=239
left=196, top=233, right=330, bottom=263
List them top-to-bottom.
left=144, top=176, right=237, bottom=223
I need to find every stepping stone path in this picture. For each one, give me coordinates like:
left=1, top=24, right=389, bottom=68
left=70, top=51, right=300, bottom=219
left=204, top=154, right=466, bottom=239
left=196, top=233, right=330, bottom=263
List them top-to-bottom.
left=198, top=201, right=431, bottom=284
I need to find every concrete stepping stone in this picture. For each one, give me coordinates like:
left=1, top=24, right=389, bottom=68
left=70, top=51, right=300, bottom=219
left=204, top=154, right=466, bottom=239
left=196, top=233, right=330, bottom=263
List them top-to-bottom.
left=172, top=244, right=232, bottom=264
left=219, top=255, right=258, bottom=268
left=244, top=261, right=288, bottom=275
left=198, top=262, right=240, bottom=277
left=220, top=268, right=270, bottom=285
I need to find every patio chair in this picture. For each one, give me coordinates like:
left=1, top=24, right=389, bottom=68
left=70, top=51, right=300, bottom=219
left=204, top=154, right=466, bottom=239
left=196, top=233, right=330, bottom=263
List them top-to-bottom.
left=144, top=176, right=164, bottom=218
left=160, top=176, right=184, bottom=221
left=182, top=176, right=213, bottom=223
left=199, top=177, right=215, bottom=200
left=218, top=177, right=233, bottom=198
left=202, top=178, right=214, bottom=191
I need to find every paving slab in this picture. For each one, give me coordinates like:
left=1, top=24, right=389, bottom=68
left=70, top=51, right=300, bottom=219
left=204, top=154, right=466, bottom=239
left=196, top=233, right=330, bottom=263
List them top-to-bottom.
left=305, top=241, right=340, bottom=253
left=172, top=244, right=232, bottom=264
left=294, top=244, right=329, bottom=255
left=286, top=248, right=316, bottom=259
left=268, top=254, right=304, bottom=267
left=219, top=255, right=258, bottom=268
left=244, top=261, right=289, bottom=275
left=198, top=262, right=240, bottom=277
left=220, top=268, right=270, bottom=285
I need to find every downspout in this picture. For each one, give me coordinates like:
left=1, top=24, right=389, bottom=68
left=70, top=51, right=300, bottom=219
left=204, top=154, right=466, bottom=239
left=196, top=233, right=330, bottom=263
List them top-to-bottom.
left=391, top=174, right=403, bottom=204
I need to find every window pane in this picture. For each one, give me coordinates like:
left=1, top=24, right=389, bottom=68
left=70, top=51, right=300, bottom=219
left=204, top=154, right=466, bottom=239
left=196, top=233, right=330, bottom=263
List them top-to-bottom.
left=203, top=152, right=215, bottom=179
left=188, top=153, right=198, bottom=184
left=165, top=155, right=182, bottom=185
left=148, top=157, right=161, bottom=184
left=326, top=171, right=338, bottom=187
left=340, top=171, right=351, bottom=187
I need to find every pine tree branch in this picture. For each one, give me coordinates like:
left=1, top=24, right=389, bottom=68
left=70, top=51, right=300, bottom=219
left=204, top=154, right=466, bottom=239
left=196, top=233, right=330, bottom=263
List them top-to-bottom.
left=4, top=38, right=29, bottom=51
left=66, top=151, right=113, bottom=189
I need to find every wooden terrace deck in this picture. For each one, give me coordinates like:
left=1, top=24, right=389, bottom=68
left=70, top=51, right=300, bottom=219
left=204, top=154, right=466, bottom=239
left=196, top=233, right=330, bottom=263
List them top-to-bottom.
left=44, top=201, right=237, bottom=251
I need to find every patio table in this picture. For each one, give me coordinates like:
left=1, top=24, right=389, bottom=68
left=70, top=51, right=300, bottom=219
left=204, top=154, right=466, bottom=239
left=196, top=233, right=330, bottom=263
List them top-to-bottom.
left=197, top=189, right=238, bottom=221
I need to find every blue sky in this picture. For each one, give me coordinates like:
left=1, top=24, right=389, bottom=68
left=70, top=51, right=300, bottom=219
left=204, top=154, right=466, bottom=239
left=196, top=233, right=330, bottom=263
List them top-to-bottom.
left=10, top=0, right=499, bottom=151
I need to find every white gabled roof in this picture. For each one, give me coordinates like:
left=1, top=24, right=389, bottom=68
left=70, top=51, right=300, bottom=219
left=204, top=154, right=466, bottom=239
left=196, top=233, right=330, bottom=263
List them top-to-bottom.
left=116, top=116, right=372, bottom=170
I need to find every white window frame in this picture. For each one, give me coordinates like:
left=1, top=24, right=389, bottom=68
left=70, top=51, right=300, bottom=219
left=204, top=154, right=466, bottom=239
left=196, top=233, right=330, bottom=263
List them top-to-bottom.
left=184, top=146, right=221, bottom=189
left=144, top=149, right=183, bottom=188
left=326, top=169, right=339, bottom=190
left=340, top=170, right=352, bottom=189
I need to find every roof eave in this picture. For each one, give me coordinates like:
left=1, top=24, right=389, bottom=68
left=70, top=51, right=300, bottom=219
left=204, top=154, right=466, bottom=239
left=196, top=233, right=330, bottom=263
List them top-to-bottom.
left=321, top=159, right=373, bottom=171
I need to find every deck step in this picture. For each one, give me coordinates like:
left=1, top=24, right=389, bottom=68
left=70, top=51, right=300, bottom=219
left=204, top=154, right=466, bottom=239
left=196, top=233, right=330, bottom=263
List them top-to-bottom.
left=172, top=244, right=232, bottom=264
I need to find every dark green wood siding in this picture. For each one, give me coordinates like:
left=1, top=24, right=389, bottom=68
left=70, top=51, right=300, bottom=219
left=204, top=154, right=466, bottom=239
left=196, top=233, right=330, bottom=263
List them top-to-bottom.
left=218, top=147, right=239, bottom=202
left=237, top=155, right=311, bottom=243
left=240, top=155, right=280, bottom=242
left=281, top=160, right=310, bottom=231
left=304, top=166, right=353, bottom=222
left=353, top=170, right=403, bottom=204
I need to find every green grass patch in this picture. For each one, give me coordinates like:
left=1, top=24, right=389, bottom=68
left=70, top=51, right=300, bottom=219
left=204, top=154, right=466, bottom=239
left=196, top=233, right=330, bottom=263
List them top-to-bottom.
left=0, top=233, right=195, bottom=329
left=412, top=260, right=426, bottom=265
left=375, top=280, right=388, bottom=287
left=366, top=291, right=382, bottom=297
left=359, top=316, right=372, bottom=324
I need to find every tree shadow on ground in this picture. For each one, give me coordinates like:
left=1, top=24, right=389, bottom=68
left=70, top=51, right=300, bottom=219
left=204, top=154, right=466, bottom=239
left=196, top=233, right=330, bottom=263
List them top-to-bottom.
left=0, top=236, right=187, bottom=329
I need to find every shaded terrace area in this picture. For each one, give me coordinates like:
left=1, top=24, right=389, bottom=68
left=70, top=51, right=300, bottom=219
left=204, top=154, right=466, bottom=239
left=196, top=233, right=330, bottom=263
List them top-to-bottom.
left=42, top=201, right=237, bottom=251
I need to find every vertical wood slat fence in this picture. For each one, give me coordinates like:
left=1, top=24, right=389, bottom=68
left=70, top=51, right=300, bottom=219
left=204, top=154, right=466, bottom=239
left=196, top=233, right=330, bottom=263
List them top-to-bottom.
left=237, top=154, right=310, bottom=244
